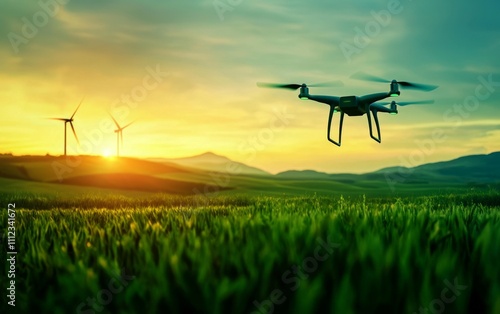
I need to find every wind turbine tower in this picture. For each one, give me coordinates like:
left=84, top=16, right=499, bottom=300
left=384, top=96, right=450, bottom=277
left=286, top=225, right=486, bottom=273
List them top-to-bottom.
left=49, top=98, right=83, bottom=156
left=109, top=113, right=134, bottom=157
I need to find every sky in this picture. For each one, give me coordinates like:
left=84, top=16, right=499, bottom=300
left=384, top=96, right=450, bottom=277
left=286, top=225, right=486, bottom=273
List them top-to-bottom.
left=0, top=0, right=499, bottom=174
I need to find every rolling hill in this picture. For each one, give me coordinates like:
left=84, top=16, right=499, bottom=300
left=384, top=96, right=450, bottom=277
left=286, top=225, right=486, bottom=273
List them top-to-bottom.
left=0, top=151, right=498, bottom=196
left=0, top=154, right=225, bottom=195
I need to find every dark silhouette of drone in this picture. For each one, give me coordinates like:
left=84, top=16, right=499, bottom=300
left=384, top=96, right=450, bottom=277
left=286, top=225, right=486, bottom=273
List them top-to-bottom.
left=257, top=72, right=437, bottom=146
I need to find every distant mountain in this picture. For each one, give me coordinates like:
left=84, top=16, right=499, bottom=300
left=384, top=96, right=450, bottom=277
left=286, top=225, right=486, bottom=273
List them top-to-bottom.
left=150, top=152, right=271, bottom=176
left=276, top=152, right=500, bottom=186
left=375, top=152, right=500, bottom=184
left=276, top=170, right=331, bottom=179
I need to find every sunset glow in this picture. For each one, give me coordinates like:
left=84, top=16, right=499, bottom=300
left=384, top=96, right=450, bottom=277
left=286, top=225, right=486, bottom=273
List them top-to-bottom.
left=1, top=1, right=498, bottom=174
left=2, top=3, right=499, bottom=313
left=102, top=148, right=113, bottom=158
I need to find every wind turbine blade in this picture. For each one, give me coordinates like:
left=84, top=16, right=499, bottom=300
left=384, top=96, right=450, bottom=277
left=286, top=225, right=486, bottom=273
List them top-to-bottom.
left=71, top=96, right=85, bottom=119
left=108, top=111, right=121, bottom=129
left=48, top=118, right=68, bottom=121
left=121, top=121, right=134, bottom=130
left=69, top=122, right=79, bottom=144
left=120, top=131, right=124, bottom=147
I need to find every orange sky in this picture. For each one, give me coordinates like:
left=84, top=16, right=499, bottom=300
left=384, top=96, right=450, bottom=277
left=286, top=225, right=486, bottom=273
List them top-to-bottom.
left=1, top=1, right=499, bottom=174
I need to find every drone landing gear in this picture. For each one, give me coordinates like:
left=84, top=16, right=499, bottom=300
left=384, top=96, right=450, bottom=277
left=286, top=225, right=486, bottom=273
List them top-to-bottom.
left=327, top=106, right=344, bottom=146
left=366, top=106, right=381, bottom=143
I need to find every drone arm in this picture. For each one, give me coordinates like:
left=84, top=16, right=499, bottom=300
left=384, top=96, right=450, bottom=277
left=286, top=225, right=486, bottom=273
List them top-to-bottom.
left=359, top=92, right=392, bottom=106
left=307, top=95, right=340, bottom=106
left=370, top=103, right=392, bottom=113
left=327, top=106, right=344, bottom=146
left=366, top=107, right=381, bottom=143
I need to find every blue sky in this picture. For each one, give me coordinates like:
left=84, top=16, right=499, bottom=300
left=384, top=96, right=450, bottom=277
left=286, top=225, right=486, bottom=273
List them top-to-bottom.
left=0, top=0, right=499, bottom=173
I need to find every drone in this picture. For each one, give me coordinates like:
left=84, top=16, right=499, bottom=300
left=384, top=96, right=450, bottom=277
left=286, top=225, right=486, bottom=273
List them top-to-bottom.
left=257, top=72, right=438, bottom=146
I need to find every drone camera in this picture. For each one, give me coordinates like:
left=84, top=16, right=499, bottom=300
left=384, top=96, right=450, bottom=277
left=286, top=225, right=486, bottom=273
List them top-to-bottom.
left=389, top=80, right=400, bottom=97
left=298, top=85, right=309, bottom=100
left=340, top=96, right=365, bottom=116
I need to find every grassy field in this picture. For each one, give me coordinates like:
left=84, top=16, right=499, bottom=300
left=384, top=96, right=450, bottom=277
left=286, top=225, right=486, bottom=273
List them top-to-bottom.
left=1, top=191, right=499, bottom=313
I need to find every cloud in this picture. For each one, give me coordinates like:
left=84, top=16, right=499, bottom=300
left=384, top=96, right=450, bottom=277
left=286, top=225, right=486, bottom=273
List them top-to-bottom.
left=0, top=0, right=498, bottom=172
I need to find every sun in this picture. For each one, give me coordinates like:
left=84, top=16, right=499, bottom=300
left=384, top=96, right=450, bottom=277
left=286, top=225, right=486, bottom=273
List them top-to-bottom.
left=102, top=148, right=113, bottom=158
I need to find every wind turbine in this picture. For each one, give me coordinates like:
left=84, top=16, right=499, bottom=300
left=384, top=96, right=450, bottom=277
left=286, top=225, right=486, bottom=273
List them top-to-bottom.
left=49, top=98, right=83, bottom=156
left=109, top=113, right=134, bottom=157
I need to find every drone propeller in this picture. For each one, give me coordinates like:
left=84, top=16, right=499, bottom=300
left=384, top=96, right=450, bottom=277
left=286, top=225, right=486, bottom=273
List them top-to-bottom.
left=351, top=72, right=438, bottom=91
left=257, top=80, right=343, bottom=90
left=379, top=100, right=435, bottom=106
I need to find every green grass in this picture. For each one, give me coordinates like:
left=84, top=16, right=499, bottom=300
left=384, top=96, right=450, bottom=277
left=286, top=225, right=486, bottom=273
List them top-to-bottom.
left=1, top=191, right=500, bottom=313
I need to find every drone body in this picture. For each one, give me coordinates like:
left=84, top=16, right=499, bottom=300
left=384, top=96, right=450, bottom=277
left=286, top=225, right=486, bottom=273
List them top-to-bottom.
left=258, top=74, right=437, bottom=146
